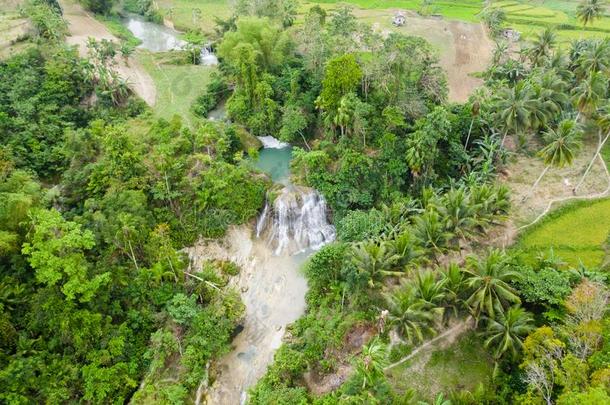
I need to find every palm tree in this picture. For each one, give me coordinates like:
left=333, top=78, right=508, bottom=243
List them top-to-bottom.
left=577, top=0, right=606, bottom=26
left=529, top=28, right=557, bottom=66
left=575, top=39, right=610, bottom=78
left=529, top=70, right=569, bottom=131
left=572, top=70, right=608, bottom=121
left=493, top=82, right=536, bottom=147
left=334, top=95, right=353, bottom=137
left=574, top=103, right=610, bottom=194
left=526, top=120, right=582, bottom=200
left=438, top=187, right=478, bottom=242
left=413, top=209, right=453, bottom=256
left=388, top=231, right=423, bottom=268
left=350, top=241, right=400, bottom=289
left=462, top=249, right=521, bottom=323
left=441, top=263, right=467, bottom=318
left=414, top=269, right=446, bottom=307
left=385, top=283, right=440, bottom=344
left=483, top=305, right=534, bottom=361
left=354, top=338, right=388, bottom=389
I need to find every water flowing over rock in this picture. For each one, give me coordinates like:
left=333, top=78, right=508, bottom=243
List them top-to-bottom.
left=200, top=45, right=219, bottom=66
left=257, top=136, right=290, bottom=149
left=256, top=186, right=336, bottom=255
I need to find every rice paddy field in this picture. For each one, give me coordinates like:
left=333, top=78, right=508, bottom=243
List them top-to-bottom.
left=153, top=1, right=610, bottom=45
left=516, top=198, right=610, bottom=268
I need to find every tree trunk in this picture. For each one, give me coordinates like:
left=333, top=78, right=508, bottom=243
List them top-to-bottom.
left=465, top=117, right=474, bottom=149
left=501, top=129, right=509, bottom=148
left=573, top=130, right=610, bottom=194
left=299, top=131, right=311, bottom=151
left=523, top=165, right=550, bottom=202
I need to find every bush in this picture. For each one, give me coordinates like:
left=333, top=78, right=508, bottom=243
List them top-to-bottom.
left=192, top=73, right=229, bottom=117
left=336, top=209, right=385, bottom=242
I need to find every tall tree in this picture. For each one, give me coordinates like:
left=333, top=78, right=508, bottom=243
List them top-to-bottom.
left=577, top=0, right=607, bottom=26
left=493, top=82, right=537, bottom=147
left=526, top=120, right=582, bottom=200
left=462, top=250, right=521, bottom=323
left=484, top=305, right=534, bottom=361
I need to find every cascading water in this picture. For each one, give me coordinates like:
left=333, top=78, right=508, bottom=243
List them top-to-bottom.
left=200, top=45, right=219, bottom=66
left=256, top=186, right=336, bottom=256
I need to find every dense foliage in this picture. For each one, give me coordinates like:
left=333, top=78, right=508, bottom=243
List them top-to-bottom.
left=0, top=30, right=267, bottom=404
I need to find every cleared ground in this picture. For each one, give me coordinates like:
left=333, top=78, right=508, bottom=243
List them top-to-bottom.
left=60, top=0, right=157, bottom=105
left=358, top=8, right=493, bottom=102
left=503, top=140, right=610, bottom=226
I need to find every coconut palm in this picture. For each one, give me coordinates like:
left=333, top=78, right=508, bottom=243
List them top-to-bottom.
left=577, top=0, right=606, bottom=26
left=528, top=28, right=557, bottom=66
left=575, top=39, right=610, bottom=78
left=529, top=70, right=569, bottom=131
left=572, top=70, right=608, bottom=121
left=493, top=82, right=537, bottom=146
left=574, top=102, right=610, bottom=193
left=526, top=120, right=582, bottom=200
left=437, top=187, right=478, bottom=241
left=413, top=209, right=453, bottom=256
left=388, top=231, right=424, bottom=268
left=350, top=241, right=400, bottom=289
left=462, top=249, right=521, bottom=323
left=441, top=263, right=467, bottom=318
left=413, top=269, right=446, bottom=307
left=385, top=283, right=440, bottom=344
left=483, top=305, right=534, bottom=360
left=353, top=338, right=388, bottom=389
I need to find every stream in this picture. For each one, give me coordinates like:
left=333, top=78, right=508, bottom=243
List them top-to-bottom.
left=123, top=14, right=218, bottom=65
left=187, top=137, right=334, bottom=404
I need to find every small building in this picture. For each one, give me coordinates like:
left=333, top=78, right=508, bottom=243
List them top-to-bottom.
left=393, top=11, right=406, bottom=27
left=502, top=28, right=520, bottom=41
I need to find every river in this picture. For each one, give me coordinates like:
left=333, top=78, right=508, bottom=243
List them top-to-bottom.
left=188, top=137, right=334, bottom=404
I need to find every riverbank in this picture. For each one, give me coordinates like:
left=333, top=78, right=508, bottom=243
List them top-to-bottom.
left=60, top=0, right=157, bottom=105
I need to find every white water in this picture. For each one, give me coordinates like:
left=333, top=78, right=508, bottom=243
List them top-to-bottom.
left=200, top=45, right=219, bottom=66
left=198, top=136, right=334, bottom=403
left=257, top=136, right=290, bottom=149
left=256, top=186, right=335, bottom=256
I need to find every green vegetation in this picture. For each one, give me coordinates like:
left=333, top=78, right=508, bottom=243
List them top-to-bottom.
left=4, top=0, right=610, bottom=404
left=136, top=51, right=215, bottom=122
left=517, top=198, right=610, bottom=267
left=387, top=332, right=494, bottom=401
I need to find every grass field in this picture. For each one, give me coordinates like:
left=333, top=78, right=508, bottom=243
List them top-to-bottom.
left=152, top=0, right=610, bottom=46
left=0, top=10, right=30, bottom=59
left=136, top=51, right=213, bottom=123
left=516, top=198, right=610, bottom=268
left=387, top=331, right=493, bottom=401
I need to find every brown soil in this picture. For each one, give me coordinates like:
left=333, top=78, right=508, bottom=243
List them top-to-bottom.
left=59, top=0, right=156, bottom=106
left=361, top=9, right=493, bottom=102
left=501, top=141, right=610, bottom=227
left=304, top=322, right=376, bottom=396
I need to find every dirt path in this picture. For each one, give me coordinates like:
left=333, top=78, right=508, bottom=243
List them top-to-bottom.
left=60, top=0, right=156, bottom=105
left=384, top=318, right=473, bottom=372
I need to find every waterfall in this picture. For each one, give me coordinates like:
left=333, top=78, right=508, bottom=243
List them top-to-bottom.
left=200, top=45, right=218, bottom=66
left=256, top=186, right=335, bottom=256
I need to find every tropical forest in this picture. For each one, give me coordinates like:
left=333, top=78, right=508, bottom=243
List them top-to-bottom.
left=1, top=0, right=610, bottom=404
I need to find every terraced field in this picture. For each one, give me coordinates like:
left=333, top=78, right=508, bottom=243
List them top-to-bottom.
left=494, top=0, right=610, bottom=42
left=517, top=198, right=610, bottom=268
